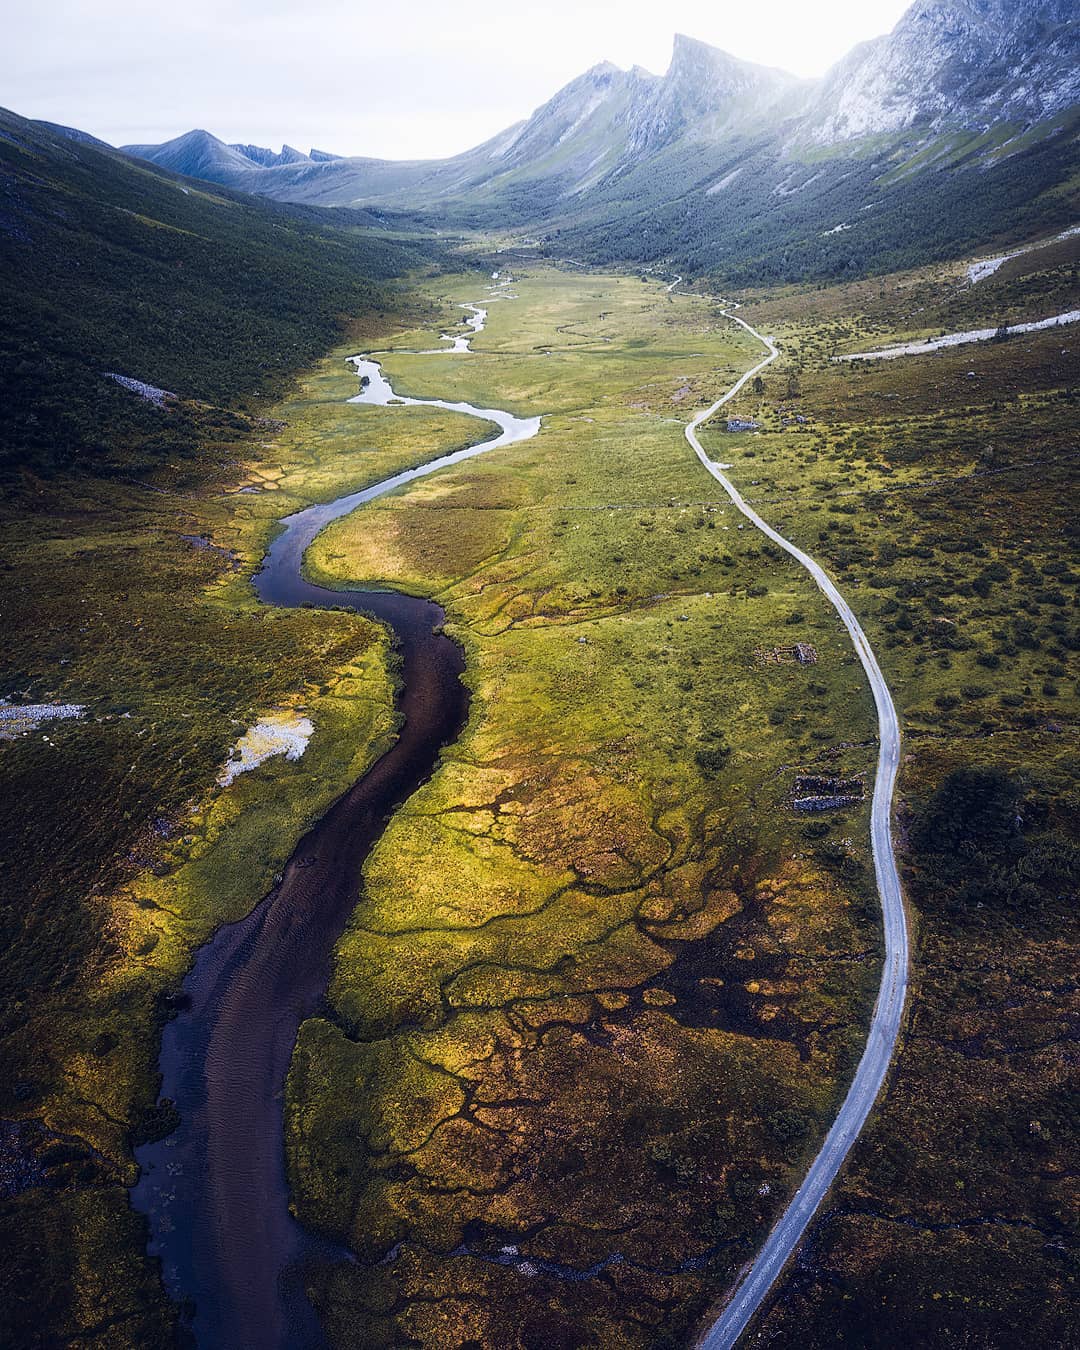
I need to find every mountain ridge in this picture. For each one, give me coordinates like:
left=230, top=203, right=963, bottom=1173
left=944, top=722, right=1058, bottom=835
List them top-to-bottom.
left=113, top=0, right=1080, bottom=282
left=122, top=0, right=1078, bottom=208
left=799, top=0, right=1080, bottom=144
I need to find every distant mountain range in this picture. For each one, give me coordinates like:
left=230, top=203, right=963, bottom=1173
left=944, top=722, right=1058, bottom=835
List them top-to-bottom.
left=94, top=0, right=1080, bottom=279
left=123, top=2, right=1078, bottom=197
left=120, top=133, right=345, bottom=184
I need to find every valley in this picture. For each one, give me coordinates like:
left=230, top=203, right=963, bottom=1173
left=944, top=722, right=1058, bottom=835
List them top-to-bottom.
left=1, top=5, right=1079, bottom=1342
left=3, top=237, right=1077, bottom=1349
left=282, top=253, right=1076, bottom=1346
left=284, top=267, right=883, bottom=1349
left=131, top=285, right=541, bottom=1349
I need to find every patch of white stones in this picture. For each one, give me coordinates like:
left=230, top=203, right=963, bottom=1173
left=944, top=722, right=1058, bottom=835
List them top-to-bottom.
left=966, top=224, right=1080, bottom=284
left=833, top=309, right=1080, bottom=361
left=104, top=373, right=177, bottom=407
left=0, top=701, right=87, bottom=740
left=217, top=710, right=314, bottom=786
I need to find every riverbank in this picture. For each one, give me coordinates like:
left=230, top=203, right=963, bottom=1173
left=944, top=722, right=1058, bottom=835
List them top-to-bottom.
left=0, top=280, right=491, bottom=1347
left=130, top=283, right=542, bottom=1346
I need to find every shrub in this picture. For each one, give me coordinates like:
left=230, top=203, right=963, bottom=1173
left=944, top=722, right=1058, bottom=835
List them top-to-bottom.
left=694, top=744, right=731, bottom=776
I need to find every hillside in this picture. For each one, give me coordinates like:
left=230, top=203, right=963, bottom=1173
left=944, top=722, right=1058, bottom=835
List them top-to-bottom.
left=120, top=1, right=1080, bottom=281
left=0, top=105, right=454, bottom=1350
left=0, top=107, right=440, bottom=478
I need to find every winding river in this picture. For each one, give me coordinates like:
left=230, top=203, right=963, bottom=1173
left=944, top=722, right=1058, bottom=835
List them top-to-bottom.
left=131, top=293, right=540, bottom=1349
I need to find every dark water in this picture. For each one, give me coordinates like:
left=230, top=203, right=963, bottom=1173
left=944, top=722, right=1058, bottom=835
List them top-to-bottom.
left=131, top=489, right=469, bottom=1349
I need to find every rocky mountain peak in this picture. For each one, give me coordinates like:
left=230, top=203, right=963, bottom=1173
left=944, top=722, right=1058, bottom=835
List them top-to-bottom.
left=802, top=0, right=1080, bottom=143
left=626, top=34, right=799, bottom=154
left=123, top=128, right=261, bottom=183
left=231, top=142, right=312, bottom=168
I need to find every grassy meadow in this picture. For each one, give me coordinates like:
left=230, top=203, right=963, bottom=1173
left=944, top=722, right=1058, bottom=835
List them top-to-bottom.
left=288, top=269, right=883, bottom=1347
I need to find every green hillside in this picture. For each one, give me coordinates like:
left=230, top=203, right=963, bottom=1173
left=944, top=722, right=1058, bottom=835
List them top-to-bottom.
left=0, top=107, right=441, bottom=477
left=0, top=108, right=453, bottom=1348
left=532, top=117, right=1080, bottom=284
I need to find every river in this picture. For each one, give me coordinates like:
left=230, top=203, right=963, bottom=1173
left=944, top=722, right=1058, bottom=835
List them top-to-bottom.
left=130, top=290, right=540, bottom=1349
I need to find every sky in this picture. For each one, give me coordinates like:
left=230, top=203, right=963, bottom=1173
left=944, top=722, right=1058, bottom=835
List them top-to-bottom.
left=5, top=0, right=913, bottom=160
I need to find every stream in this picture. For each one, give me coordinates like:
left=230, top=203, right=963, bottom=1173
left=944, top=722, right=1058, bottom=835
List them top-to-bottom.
left=130, top=288, right=540, bottom=1349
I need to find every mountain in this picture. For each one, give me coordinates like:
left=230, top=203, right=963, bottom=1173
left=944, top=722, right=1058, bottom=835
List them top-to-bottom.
left=119, top=0, right=1079, bottom=281
left=800, top=0, right=1080, bottom=143
left=123, top=2, right=1079, bottom=203
left=625, top=34, right=802, bottom=155
left=116, top=37, right=807, bottom=207
left=472, top=37, right=799, bottom=183
left=121, top=128, right=264, bottom=184
left=119, top=132, right=348, bottom=185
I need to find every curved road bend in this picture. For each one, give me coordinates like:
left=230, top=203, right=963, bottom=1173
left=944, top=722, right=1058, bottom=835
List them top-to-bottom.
left=685, top=312, right=910, bottom=1348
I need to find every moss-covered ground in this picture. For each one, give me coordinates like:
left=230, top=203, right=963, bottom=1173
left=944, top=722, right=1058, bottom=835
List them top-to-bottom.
left=693, top=236, right=1080, bottom=1346
left=288, top=269, right=882, bottom=1347
left=0, top=308, right=488, bottom=1344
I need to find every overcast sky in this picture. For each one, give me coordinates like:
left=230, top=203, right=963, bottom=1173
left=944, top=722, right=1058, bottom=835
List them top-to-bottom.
left=6, top=0, right=913, bottom=160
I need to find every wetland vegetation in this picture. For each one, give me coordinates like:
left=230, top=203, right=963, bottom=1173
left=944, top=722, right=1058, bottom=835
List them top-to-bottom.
left=1, top=99, right=1077, bottom=1350
left=695, top=238, right=1080, bottom=1347
left=289, top=255, right=1078, bottom=1345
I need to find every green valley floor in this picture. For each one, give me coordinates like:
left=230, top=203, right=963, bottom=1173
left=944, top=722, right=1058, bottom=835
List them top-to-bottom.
left=1, top=249, right=1076, bottom=1349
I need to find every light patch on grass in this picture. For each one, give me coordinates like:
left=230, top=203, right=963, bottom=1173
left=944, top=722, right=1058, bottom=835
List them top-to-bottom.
left=0, top=700, right=87, bottom=739
left=217, top=710, right=315, bottom=786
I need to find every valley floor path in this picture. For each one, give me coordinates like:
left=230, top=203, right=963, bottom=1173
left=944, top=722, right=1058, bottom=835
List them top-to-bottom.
left=686, top=311, right=910, bottom=1349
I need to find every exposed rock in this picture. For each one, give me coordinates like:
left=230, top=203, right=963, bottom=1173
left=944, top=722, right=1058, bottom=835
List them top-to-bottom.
left=799, top=0, right=1080, bottom=145
left=104, top=372, right=176, bottom=407
left=217, top=710, right=314, bottom=786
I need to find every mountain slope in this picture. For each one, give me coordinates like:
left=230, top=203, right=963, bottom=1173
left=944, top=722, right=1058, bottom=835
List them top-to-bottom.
left=118, top=0, right=1080, bottom=282
left=800, top=0, right=1080, bottom=143
left=626, top=34, right=802, bottom=154
left=0, top=108, right=438, bottom=477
